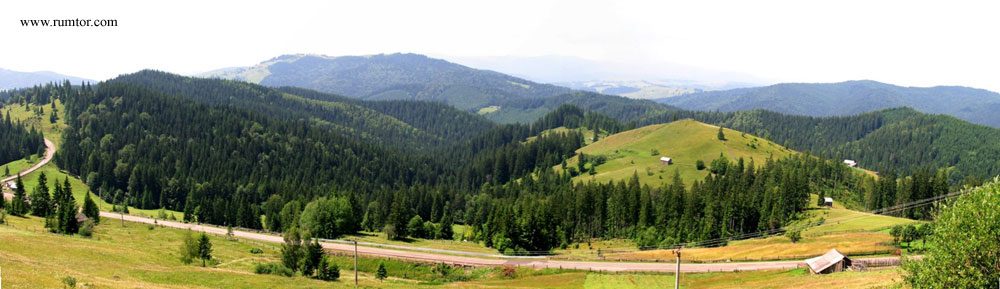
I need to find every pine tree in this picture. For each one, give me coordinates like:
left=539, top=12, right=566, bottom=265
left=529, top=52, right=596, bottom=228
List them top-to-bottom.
left=717, top=126, right=726, bottom=141
left=28, top=172, right=52, bottom=217
left=11, top=175, right=28, bottom=216
left=83, top=192, right=100, bottom=223
left=437, top=211, right=454, bottom=240
left=198, top=232, right=213, bottom=267
left=302, top=237, right=323, bottom=276
left=317, top=255, right=340, bottom=281
left=375, top=262, right=388, bottom=281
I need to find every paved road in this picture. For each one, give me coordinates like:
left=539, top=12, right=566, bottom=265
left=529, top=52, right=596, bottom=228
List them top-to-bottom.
left=1, top=137, right=894, bottom=273
left=1, top=138, right=55, bottom=184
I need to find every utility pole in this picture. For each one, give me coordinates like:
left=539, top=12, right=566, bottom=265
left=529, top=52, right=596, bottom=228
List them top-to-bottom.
left=353, top=240, right=359, bottom=286
left=673, top=246, right=682, bottom=289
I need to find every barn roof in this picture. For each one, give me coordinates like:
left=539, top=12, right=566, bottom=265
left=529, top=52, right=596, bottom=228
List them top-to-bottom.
left=660, top=157, right=671, bottom=161
left=824, top=197, right=833, bottom=203
left=805, top=249, right=847, bottom=273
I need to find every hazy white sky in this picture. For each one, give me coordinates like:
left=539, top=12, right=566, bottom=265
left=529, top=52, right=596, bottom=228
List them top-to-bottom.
left=2, top=0, right=999, bottom=90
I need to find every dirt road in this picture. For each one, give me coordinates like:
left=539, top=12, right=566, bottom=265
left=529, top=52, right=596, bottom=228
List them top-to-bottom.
left=0, top=138, right=55, bottom=184
left=101, top=211, right=811, bottom=273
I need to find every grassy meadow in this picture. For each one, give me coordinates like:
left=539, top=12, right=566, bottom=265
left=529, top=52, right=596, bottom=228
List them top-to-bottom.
left=562, top=119, right=795, bottom=187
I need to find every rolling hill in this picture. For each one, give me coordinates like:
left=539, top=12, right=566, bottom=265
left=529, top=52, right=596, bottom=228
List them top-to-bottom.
left=198, top=53, right=676, bottom=124
left=199, top=53, right=571, bottom=111
left=0, top=67, right=93, bottom=91
left=109, top=70, right=495, bottom=152
left=657, top=80, right=1000, bottom=127
left=639, top=107, right=1000, bottom=183
left=562, top=119, right=795, bottom=187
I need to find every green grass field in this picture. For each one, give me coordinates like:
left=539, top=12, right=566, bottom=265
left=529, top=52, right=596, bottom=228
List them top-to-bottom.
left=1, top=100, right=69, bottom=148
left=562, top=119, right=795, bottom=187
left=795, top=194, right=919, bottom=236
left=0, top=214, right=900, bottom=288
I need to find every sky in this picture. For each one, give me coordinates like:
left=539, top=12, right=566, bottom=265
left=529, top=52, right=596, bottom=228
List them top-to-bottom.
left=1, top=0, right=999, bottom=90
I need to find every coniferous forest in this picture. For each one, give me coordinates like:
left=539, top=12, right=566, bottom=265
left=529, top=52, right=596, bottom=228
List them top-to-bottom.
left=0, top=73, right=984, bottom=254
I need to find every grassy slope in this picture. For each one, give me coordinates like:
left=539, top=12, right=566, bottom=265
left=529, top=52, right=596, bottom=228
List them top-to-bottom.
left=562, top=119, right=795, bottom=187
left=0, top=215, right=899, bottom=289
left=459, top=268, right=899, bottom=289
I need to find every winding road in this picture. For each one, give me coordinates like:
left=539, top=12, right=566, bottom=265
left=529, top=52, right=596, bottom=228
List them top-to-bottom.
left=4, top=137, right=896, bottom=273
left=0, top=138, right=55, bottom=184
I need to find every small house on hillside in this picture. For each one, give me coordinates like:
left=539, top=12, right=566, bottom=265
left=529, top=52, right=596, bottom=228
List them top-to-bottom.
left=660, top=157, right=672, bottom=165
left=843, top=160, right=858, bottom=168
left=6, top=181, right=15, bottom=189
left=823, top=197, right=834, bottom=207
left=75, top=213, right=90, bottom=224
left=806, top=249, right=852, bottom=274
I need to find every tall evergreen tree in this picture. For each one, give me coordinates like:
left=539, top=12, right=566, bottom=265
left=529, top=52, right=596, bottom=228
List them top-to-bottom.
left=28, top=172, right=51, bottom=217
left=11, top=175, right=28, bottom=216
left=83, top=191, right=100, bottom=223
left=197, top=232, right=213, bottom=267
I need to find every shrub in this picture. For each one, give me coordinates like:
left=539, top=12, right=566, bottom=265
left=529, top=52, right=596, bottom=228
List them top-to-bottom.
left=696, top=160, right=706, bottom=170
left=903, top=180, right=1000, bottom=287
left=79, top=220, right=95, bottom=237
left=785, top=230, right=802, bottom=243
left=249, top=247, right=264, bottom=254
left=254, top=262, right=294, bottom=277
left=502, top=266, right=517, bottom=279
left=62, top=276, right=77, bottom=288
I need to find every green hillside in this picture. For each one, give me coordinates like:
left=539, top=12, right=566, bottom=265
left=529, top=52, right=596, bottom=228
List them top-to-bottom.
left=563, top=119, right=795, bottom=187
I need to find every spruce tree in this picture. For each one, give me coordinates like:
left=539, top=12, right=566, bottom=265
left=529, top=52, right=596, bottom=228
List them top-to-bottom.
left=717, top=126, right=726, bottom=140
left=28, top=172, right=51, bottom=217
left=11, top=175, right=28, bottom=216
left=83, top=192, right=100, bottom=223
left=436, top=211, right=454, bottom=240
left=198, top=232, right=213, bottom=267
left=302, top=237, right=323, bottom=276
left=375, top=262, right=388, bottom=281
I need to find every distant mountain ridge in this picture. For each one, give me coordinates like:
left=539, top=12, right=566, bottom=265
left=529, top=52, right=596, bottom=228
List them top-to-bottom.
left=200, top=53, right=572, bottom=110
left=0, top=68, right=93, bottom=90
left=657, top=80, right=1000, bottom=127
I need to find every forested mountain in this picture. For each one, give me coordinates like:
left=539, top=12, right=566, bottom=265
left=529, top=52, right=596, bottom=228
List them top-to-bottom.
left=200, top=53, right=571, bottom=111
left=0, top=68, right=93, bottom=91
left=108, top=70, right=495, bottom=152
left=2, top=78, right=983, bottom=255
left=658, top=80, right=1000, bottom=127
left=482, top=91, right=671, bottom=124
left=639, top=107, right=1000, bottom=183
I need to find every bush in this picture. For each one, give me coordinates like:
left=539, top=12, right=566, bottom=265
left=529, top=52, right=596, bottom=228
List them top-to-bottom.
left=696, top=160, right=706, bottom=170
left=903, top=180, right=1000, bottom=287
left=79, top=220, right=95, bottom=237
left=785, top=230, right=802, bottom=243
left=249, top=247, right=263, bottom=254
left=254, top=262, right=294, bottom=277
left=62, top=276, right=77, bottom=288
